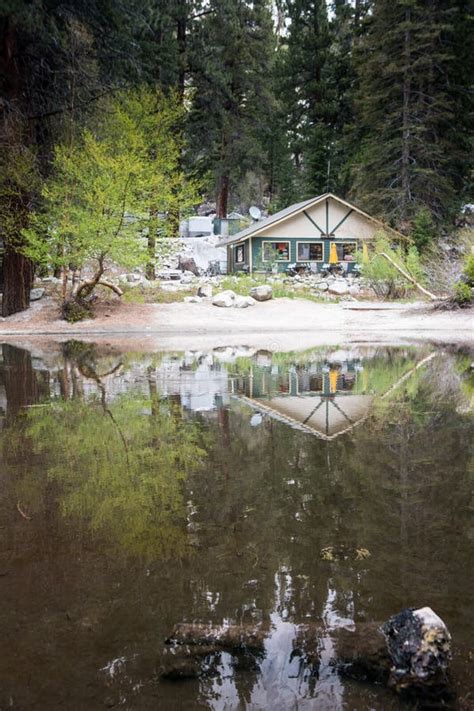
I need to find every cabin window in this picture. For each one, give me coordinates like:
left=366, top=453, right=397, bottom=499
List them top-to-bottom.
left=262, top=241, right=290, bottom=262
left=297, top=242, right=323, bottom=262
left=336, top=242, right=357, bottom=261
left=235, top=244, right=245, bottom=264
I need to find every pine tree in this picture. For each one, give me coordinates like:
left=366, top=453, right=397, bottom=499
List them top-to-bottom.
left=187, top=0, right=275, bottom=216
left=278, top=0, right=332, bottom=197
left=351, top=0, right=464, bottom=227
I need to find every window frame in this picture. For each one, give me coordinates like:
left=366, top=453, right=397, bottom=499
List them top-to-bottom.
left=262, top=240, right=291, bottom=263
left=296, top=240, right=324, bottom=263
left=335, top=240, right=358, bottom=261
left=235, top=243, right=246, bottom=264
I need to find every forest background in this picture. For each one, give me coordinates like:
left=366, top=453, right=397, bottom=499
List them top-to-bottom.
left=0, top=0, right=472, bottom=315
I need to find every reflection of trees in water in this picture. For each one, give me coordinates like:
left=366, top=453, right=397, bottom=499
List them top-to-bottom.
left=2, top=342, right=207, bottom=562
left=0, top=344, right=472, bottom=707
left=184, top=353, right=473, bottom=629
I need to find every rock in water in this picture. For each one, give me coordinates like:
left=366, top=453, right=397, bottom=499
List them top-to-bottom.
left=178, top=255, right=199, bottom=276
left=250, top=285, right=272, bottom=302
left=30, top=288, right=45, bottom=301
left=380, top=607, right=452, bottom=692
left=161, top=608, right=453, bottom=699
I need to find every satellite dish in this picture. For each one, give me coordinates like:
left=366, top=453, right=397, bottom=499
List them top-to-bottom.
left=249, top=205, right=261, bottom=221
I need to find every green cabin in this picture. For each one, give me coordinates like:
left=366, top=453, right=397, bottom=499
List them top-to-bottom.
left=218, top=193, right=397, bottom=275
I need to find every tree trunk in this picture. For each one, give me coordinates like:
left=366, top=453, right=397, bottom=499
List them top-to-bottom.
left=176, top=1, right=187, bottom=100
left=401, top=6, right=412, bottom=221
left=0, top=17, right=35, bottom=317
left=216, top=173, right=229, bottom=219
left=146, top=209, right=158, bottom=280
left=146, top=233, right=156, bottom=280
left=2, top=241, right=34, bottom=316
left=379, top=252, right=439, bottom=300
left=2, top=343, right=39, bottom=418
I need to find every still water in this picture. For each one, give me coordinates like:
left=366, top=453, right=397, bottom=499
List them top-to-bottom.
left=0, top=341, right=472, bottom=710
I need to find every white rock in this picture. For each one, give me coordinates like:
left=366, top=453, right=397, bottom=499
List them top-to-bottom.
left=180, top=275, right=194, bottom=285
left=328, top=280, right=349, bottom=296
left=316, top=282, right=328, bottom=291
left=250, top=284, right=272, bottom=302
left=348, top=284, right=360, bottom=296
left=30, top=288, right=45, bottom=301
left=212, top=290, right=236, bottom=308
left=234, top=295, right=256, bottom=308
left=184, top=296, right=201, bottom=303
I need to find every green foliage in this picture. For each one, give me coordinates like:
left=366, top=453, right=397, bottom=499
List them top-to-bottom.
left=187, top=0, right=275, bottom=213
left=352, top=0, right=468, bottom=224
left=22, top=88, right=199, bottom=308
left=411, top=209, right=435, bottom=252
left=359, top=233, right=422, bottom=299
left=406, top=246, right=425, bottom=284
left=463, top=254, right=474, bottom=286
left=218, top=273, right=325, bottom=303
left=453, top=282, right=473, bottom=305
left=121, top=284, right=194, bottom=304
left=62, top=299, right=93, bottom=322
left=23, top=389, right=207, bottom=560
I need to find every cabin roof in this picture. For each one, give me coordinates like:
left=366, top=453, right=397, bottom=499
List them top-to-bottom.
left=217, top=192, right=404, bottom=247
left=238, top=393, right=374, bottom=440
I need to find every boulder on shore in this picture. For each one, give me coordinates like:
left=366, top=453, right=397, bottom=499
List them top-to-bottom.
left=178, top=255, right=199, bottom=276
left=328, top=280, right=349, bottom=296
left=197, top=284, right=213, bottom=299
left=250, top=284, right=272, bottom=302
left=30, top=288, right=45, bottom=301
left=212, top=290, right=236, bottom=308
left=234, top=295, right=256, bottom=309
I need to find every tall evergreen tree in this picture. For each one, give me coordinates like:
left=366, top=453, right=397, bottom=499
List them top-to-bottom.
left=187, top=0, right=275, bottom=217
left=278, top=0, right=332, bottom=197
left=351, top=0, right=466, bottom=227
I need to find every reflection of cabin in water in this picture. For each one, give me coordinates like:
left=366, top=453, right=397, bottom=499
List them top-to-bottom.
left=236, top=359, right=374, bottom=440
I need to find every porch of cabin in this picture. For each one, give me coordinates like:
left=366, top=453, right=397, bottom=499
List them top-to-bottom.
left=229, top=236, right=361, bottom=275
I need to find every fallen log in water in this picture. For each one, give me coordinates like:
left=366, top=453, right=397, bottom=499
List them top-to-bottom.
left=160, top=607, right=453, bottom=700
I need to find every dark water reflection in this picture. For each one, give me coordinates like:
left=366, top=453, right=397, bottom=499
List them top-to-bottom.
left=0, top=341, right=472, bottom=710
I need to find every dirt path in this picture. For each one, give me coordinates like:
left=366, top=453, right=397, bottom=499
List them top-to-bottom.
left=0, top=297, right=472, bottom=352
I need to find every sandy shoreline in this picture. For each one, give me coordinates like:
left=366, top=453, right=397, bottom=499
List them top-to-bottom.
left=0, top=296, right=472, bottom=353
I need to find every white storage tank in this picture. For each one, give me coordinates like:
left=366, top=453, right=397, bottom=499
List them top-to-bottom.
left=188, top=216, right=213, bottom=238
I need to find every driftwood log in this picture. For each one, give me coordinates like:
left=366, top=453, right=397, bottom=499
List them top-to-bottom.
left=160, top=607, right=453, bottom=700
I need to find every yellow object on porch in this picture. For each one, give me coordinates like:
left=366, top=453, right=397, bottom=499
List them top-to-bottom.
left=329, top=242, right=338, bottom=264
left=362, top=242, right=369, bottom=264
left=329, top=368, right=339, bottom=394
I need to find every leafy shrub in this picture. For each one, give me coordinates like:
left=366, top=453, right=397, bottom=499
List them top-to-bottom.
left=359, top=233, right=414, bottom=299
left=463, top=254, right=474, bottom=286
left=453, top=282, right=472, bottom=305
left=62, top=299, right=93, bottom=322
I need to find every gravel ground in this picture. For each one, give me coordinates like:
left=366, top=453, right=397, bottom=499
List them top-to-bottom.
left=0, top=296, right=472, bottom=352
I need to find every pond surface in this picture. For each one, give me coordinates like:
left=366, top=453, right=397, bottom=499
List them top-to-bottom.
left=0, top=341, right=472, bottom=710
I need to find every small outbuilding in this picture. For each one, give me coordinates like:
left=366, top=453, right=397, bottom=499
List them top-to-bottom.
left=218, top=193, right=398, bottom=274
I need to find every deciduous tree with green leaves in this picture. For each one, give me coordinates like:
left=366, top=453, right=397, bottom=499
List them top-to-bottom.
left=23, top=88, right=199, bottom=320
